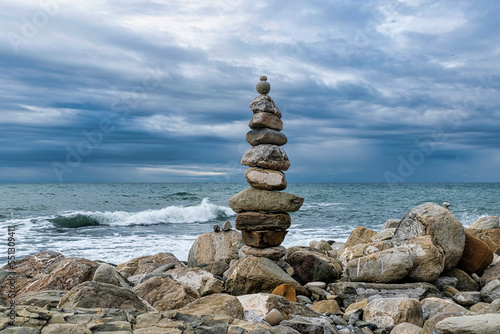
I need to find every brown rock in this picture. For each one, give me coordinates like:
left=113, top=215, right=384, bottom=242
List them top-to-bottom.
left=249, top=94, right=282, bottom=118
left=249, top=112, right=283, bottom=131
left=246, top=128, right=287, bottom=146
left=241, top=144, right=290, bottom=171
left=244, top=168, right=287, bottom=191
left=229, top=188, right=303, bottom=213
left=236, top=211, right=291, bottom=231
left=345, top=226, right=377, bottom=248
left=466, top=228, right=500, bottom=254
left=187, top=230, right=243, bottom=269
left=241, top=230, right=288, bottom=248
left=456, top=231, right=493, bottom=274
left=241, top=245, right=286, bottom=260
left=285, top=246, right=342, bottom=282
left=1, top=251, right=65, bottom=276
left=117, top=252, right=183, bottom=277
left=20, top=257, right=98, bottom=294
left=442, top=268, right=480, bottom=291
left=132, top=276, right=199, bottom=311
left=271, top=283, right=297, bottom=302
left=177, top=293, right=244, bottom=319
left=364, top=297, right=423, bottom=328
left=421, top=297, right=471, bottom=319
left=309, top=300, right=342, bottom=314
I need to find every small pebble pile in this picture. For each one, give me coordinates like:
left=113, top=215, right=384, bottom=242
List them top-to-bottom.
left=229, top=76, right=304, bottom=260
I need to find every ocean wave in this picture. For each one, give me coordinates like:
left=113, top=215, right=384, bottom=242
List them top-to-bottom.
left=46, top=198, right=234, bottom=228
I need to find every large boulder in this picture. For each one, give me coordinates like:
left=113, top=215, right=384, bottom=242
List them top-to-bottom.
left=241, top=144, right=290, bottom=171
left=229, top=188, right=303, bottom=213
left=393, top=202, right=465, bottom=270
left=468, top=216, right=500, bottom=229
left=344, top=226, right=377, bottom=248
left=466, top=228, right=500, bottom=254
left=188, top=230, right=242, bottom=273
left=456, top=231, right=493, bottom=274
left=285, top=246, right=341, bottom=284
left=345, top=248, right=413, bottom=283
left=1, top=252, right=65, bottom=276
left=117, top=252, right=183, bottom=277
left=225, top=256, right=307, bottom=296
left=20, top=257, right=98, bottom=294
left=93, top=263, right=130, bottom=288
left=165, top=267, right=223, bottom=296
left=132, top=276, right=199, bottom=311
left=58, top=281, right=146, bottom=311
left=177, top=293, right=244, bottom=319
left=237, top=293, right=320, bottom=320
left=363, top=297, right=423, bottom=328
left=434, top=314, right=500, bottom=334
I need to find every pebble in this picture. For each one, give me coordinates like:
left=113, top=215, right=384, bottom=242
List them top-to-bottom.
left=221, top=221, right=232, bottom=231
left=264, top=308, right=283, bottom=326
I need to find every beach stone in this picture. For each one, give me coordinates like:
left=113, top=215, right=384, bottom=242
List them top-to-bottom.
left=256, top=76, right=271, bottom=94
left=249, top=94, right=282, bottom=118
left=249, top=112, right=283, bottom=131
left=246, top=128, right=287, bottom=147
left=241, top=144, right=290, bottom=171
left=244, top=168, right=287, bottom=191
left=229, top=188, right=303, bottom=213
left=393, top=202, right=465, bottom=270
left=236, top=211, right=291, bottom=231
left=468, top=216, right=500, bottom=229
left=384, top=219, right=401, bottom=230
left=222, top=220, right=232, bottom=231
left=213, top=224, right=221, bottom=232
left=345, top=226, right=378, bottom=248
left=371, top=228, right=396, bottom=242
left=466, top=228, right=500, bottom=254
left=187, top=230, right=242, bottom=271
left=241, top=230, right=288, bottom=248
left=456, top=230, right=493, bottom=274
left=309, top=240, right=333, bottom=251
left=241, top=245, right=286, bottom=260
left=285, top=246, right=342, bottom=278
left=346, top=248, right=413, bottom=283
left=1, top=251, right=65, bottom=276
left=116, top=252, right=183, bottom=277
left=293, top=254, right=336, bottom=285
left=225, top=256, right=307, bottom=296
left=20, top=257, right=98, bottom=294
left=482, top=261, right=500, bottom=283
left=93, top=263, right=130, bottom=289
left=165, top=267, right=223, bottom=296
left=442, top=268, right=480, bottom=291
left=132, top=276, right=199, bottom=311
left=433, top=276, right=458, bottom=290
left=480, top=278, right=500, bottom=302
left=58, top=281, right=146, bottom=311
left=329, top=282, right=440, bottom=308
left=271, top=283, right=297, bottom=302
left=16, top=290, right=66, bottom=308
left=452, top=291, right=482, bottom=306
left=178, top=293, right=244, bottom=319
left=237, top=293, right=320, bottom=320
left=421, top=297, right=471, bottom=320
left=344, top=298, right=368, bottom=320
left=363, top=298, right=423, bottom=328
left=478, top=298, right=500, bottom=313
left=309, top=299, right=342, bottom=314
left=470, top=301, right=490, bottom=313
left=264, top=309, right=283, bottom=326
left=421, top=312, right=464, bottom=334
left=434, top=314, right=500, bottom=334
left=280, top=315, right=337, bottom=334
left=390, top=322, right=422, bottom=334
left=39, top=324, right=91, bottom=333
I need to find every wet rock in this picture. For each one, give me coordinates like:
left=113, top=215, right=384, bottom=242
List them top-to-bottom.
left=241, top=144, right=290, bottom=171
left=229, top=188, right=303, bottom=213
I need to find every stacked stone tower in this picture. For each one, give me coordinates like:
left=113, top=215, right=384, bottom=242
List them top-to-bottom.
left=229, top=76, right=304, bottom=260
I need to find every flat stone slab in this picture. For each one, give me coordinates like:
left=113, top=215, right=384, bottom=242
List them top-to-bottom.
left=249, top=112, right=283, bottom=131
left=246, top=128, right=287, bottom=146
left=241, top=144, right=290, bottom=171
left=244, top=168, right=287, bottom=191
left=229, top=188, right=304, bottom=213
left=236, top=212, right=291, bottom=231
left=241, top=230, right=288, bottom=248
left=241, top=245, right=286, bottom=260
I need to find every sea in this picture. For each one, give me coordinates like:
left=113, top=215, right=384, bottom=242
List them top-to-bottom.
left=0, top=183, right=499, bottom=266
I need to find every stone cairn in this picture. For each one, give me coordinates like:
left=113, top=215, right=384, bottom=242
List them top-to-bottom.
left=229, top=76, right=304, bottom=260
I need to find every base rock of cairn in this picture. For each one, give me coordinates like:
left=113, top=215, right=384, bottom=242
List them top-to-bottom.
left=229, top=76, right=303, bottom=259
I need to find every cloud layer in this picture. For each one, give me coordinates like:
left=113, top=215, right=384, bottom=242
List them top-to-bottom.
left=1, top=0, right=499, bottom=182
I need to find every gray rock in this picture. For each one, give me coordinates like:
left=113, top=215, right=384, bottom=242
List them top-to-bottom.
left=256, top=76, right=271, bottom=94
left=249, top=94, right=282, bottom=118
left=249, top=112, right=283, bottom=131
left=246, top=128, right=287, bottom=146
left=241, top=144, right=290, bottom=171
left=244, top=167, right=287, bottom=191
left=229, top=187, right=303, bottom=213
left=393, top=202, right=465, bottom=270
left=468, top=216, right=500, bottom=229
left=383, top=219, right=401, bottom=230
left=222, top=221, right=232, bottom=231
left=93, top=263, right=131, bottom=289
left=151, top=263, right=175, bottom=273
left=166, top=267, right=223, bottom=296
left=442, top=268, right=480, bottom=291
left=433, top=276, right=458, bottom=290
left=480, top=278, right=500, bottom=302
left=58, top=281, right=146, bottom=311
left=16, top=290, right=66, bottom=308
left=452, top=291, right=482, bottom=306
left=421, top=297, right=471, bottom=321
left=434, top=314, right=500, bottom=334
left=280, top=315, right=337, bottom=334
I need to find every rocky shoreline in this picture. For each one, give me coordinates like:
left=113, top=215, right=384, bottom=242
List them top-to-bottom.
left=1, top=203, right=500, bottom=334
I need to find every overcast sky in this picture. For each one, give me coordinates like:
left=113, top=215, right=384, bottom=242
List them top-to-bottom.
left=1, top=0, right=499, bottom=183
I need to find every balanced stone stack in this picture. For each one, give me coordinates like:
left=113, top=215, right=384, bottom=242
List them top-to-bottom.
left=229, top=76, right=304, bottom=260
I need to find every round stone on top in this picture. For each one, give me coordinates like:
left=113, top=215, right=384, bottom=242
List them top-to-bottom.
left=256, top=75, right=271, bottom=94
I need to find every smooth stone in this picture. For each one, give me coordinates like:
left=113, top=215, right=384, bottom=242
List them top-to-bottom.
left=256, top=76, right=271, bottom=94
left=249, top=94, right=282, bottom=118
left=249, top=112, right=283, bottom=131
left=246, top=128, right=287, bottom=146
left=241, top=144, right=290, bottom=171
left=244, top=167, right=287, bottom=191
left=229, top=188, right=303, bottom=213
left=393, top=202, right=465, bottom=270
left=235, top=212, right=291, bottom=231
left=468, top=216, right=500, bottom=229
left=222, top=221, right=232, bottom=231
left=213, top=224, right=221, bottom=232
left=370, top=228, right=396, bottom=242
left=465, top=228, right=500, bottom=254
left=187, top=230, right=242, bottom=270
left=241, top=230, right=288, bottom=248
left=456, top=230, right=493, bottom=274
left=240, top=245, right=286, bottom=260
left=285, top=247, right=342, bottom=284
left=93, top=263, right=130, bottom=289
left=433, top=276, right=458, bottom=290
left=480, top=278, right=500, bottom=302
left=271, top=283, right=297, bottom=302
left=452, top=291, right=482, bottom=306
left=364, top=297, right=423, bottom=328
left=421, top=297, right=471, bottom=320
left=264, top=309, right=283, bottom=325
left=422, top=312, right=464, bottom=334
left=434, top=314, right=500, bottom=334
left=390, top=322, right=423, bottom=334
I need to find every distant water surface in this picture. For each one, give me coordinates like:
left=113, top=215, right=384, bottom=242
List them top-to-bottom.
left=0, top=183, right=498, bottom=264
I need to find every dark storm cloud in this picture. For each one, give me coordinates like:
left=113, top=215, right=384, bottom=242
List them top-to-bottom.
left=0, top=0, right=499, bottom=182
